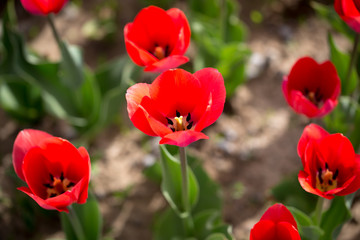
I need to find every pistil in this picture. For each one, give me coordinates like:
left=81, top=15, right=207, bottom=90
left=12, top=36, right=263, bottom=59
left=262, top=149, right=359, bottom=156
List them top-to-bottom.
left=154, top=46, right=166, bottom=60
left=304, top=88, right=323, bottom=107
left=166, top=111, right=193, bottom=132
left=316, top=163, right=338, bottom=192
left=44, top=172, right=75, bottom=198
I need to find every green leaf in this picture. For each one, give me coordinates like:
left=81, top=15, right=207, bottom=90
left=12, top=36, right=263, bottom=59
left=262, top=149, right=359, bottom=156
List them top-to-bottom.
left=328, top=33, right=358, bottom=95
left=58, top=42, right=84, bottom=89
left=159, top=145, right=199, bottom=216
left=271, top=174, right=317, bottom=214
left=61, top=192, right=102, bottom=240
left=320, top=196, right=351, bottom=240
left=288, top=206, right=324, bottom=240
left=153, top=208, right=184, bottom=240
left=205, top=233, right=228, bottom=240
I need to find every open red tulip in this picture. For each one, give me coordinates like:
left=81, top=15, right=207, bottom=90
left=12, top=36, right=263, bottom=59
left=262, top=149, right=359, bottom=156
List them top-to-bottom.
left=20, top=0, right=68, bottom=15
left=335, top=0, right=360, bottom=33
left=124, top=6, right=191, bottom=72
left=282, top=57, right=340, bottom=118
left=126, top=68, right=226, bottom=147
left=297, top=124, right=360, bottom=199
left=12, top=129, right=90, bottom=212
left=250, top=203, right=300, bottom=240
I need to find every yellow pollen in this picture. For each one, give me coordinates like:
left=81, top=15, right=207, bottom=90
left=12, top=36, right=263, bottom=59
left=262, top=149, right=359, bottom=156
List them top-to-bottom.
left=154, top=46, right=165, bottom=60
left=316, top=168, right=338, bottom=192
left=45, top=176, right=74, bottom=199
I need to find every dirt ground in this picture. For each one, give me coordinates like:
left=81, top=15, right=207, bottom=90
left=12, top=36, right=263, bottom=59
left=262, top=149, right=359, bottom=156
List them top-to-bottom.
left=1, top=0, right=360, bottom=239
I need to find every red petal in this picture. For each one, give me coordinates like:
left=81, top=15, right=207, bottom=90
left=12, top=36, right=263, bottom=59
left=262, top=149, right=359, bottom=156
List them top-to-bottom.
left=21, top=0, right=68, bottom=15
left=126, top=6, right=177, bottom=52
left=166, top=8, right=191, bottom=55
left=124, top=27, right=158, bottom=67
left=144, top=55, right=189, bottom=72
left=193, top=68, right=226, bottom=131
left=150, top=69, right=206, bottom=117
left=126, top=83, right=164, bottom=136
left=288, top=90, right=321, bottom=118
left=297, top=124, right=329, bottom=161
left=12, top=129, right=53, bottom=181
left=159, top=131, right=209, bottom=147
left=22, top=137, right=90, bottom=201
left=298, top=170, right=334, bottom=199
left=18, top=186, right=70, bottom=212
left=260, top=203, right=298, bottom=228
left=250, top=220, right=276, bottom=240
left=276, top=222, right=301, bottom=240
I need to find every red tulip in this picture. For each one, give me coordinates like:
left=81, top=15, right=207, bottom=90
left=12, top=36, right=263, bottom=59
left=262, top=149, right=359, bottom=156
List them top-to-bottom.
left=20, top=0, right=68, bottom=15
left=334, top=0, right=360, bottom=33
left=124, top=6, right=191, bottom=72
left=282, top=57, right=340, bottom=118
left=126, top=68, right=225, bottom=147
left=297, top=124, right=360, bottom=199
left=12, top=129, right=90, bottom=212
left=250, top=203, right=300, bottom=240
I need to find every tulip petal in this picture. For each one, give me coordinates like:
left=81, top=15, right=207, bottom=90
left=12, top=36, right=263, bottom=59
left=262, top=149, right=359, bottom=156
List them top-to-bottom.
left=21, top=0, right=68, bottom=15
left=167, top=8, right=191, bottom=55
left=124, top=34, right=158, bottom=67
left=144, top=55, right=189, bottom=72
left=193, top=68, right=226, bottom=131
left=150, top=69, right=205, bottom=117
left=297, top=124, right=329, bottom=161
left=12, top=129, right=53, bottom=181
left=159, top=130, right=209, bottom=147
left=298, top=171, right=335, bottom=200
left=260, top=203, right=298, bottom=228
left=250, top=220, right=276, bottom=240
left=276, top=222, right=301, bottom=240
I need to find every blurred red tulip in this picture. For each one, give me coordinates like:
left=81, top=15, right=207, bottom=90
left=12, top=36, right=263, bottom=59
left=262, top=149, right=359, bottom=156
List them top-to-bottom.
left=20, top=0, right=68, bottom=15
left=335, top=0, right=360, bottom=32
left=124, top=6, right=191, bottom=72
left=282, top=57, right=340, bottom=118
left=126, top=68, right=225, bottom=147
left=297, top=124, right=360, bottom=199
left=12, top=129, right=90, bottom=212
left=250, top=203, right=301, bottom=240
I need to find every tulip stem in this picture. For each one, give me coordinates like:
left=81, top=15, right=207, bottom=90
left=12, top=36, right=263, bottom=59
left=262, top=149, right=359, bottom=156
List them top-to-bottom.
left=47, top=14, right=62, bottom=46
left=345, top=33, right=360, bottom=94
left=179, top=147, right=194, bottom=235
left=179, top=147, right=190, bottom=213
left=314, top=197, right=324, bottom=226
left=67, top=205, right=86, bottom=240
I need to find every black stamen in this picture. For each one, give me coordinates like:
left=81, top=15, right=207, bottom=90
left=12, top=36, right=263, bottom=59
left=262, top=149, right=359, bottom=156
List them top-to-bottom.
left=165, top=45, right=169, bottom=57
left=304, top=88, right=309, bottom=94
left=315, top=88, right=321, bottom=98
left=176, top=110, right=180, bottom=118
left=186, top=113, right=191, bottom=122
left=166, top=117, right=173, bottom=125
left=187, top=121, right=193, bottom=130
left=170, top=127, right=175, bottom=132
left=325, top=162, right=329, bottom=169
left=318, top=168, right=323, bottom=184
left=333, top=169, right=339, bottom=180
left=60, top=172, right=64, bottom=181
left=49, top=174, right=54, bottom=182
left=328, top=180, right=333, bottom=185
left=67, top=182, right=75, bottom=188
left=43, top=183, right=53, bottom=188
left=50, top=193, right=57, bottom=198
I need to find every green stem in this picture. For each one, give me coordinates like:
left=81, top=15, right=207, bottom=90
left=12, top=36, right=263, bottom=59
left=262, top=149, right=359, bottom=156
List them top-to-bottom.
left=6, top=0, right=17, bottom=27
left=47, top=14, right=62, bottom=46
left=345, top=33, right=360, bottom=94
left=179, top=147, right=193, bottom=235
left=179, top=147, right=189, bottom=213
left=314, top=197, right=324, bottom=226
left=67, top=205, right=86, bottom=240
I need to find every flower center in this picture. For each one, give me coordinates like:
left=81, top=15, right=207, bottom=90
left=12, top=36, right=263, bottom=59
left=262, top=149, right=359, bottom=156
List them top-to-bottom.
left=152, top=45, right=168, bottom=60
left=304, top=88, right=323, bottom=107
left=166, top=110, right=193, bottom=132
left=316, top=163, right=339, bottom=192
left=43, top=172, right=75, bottom=198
